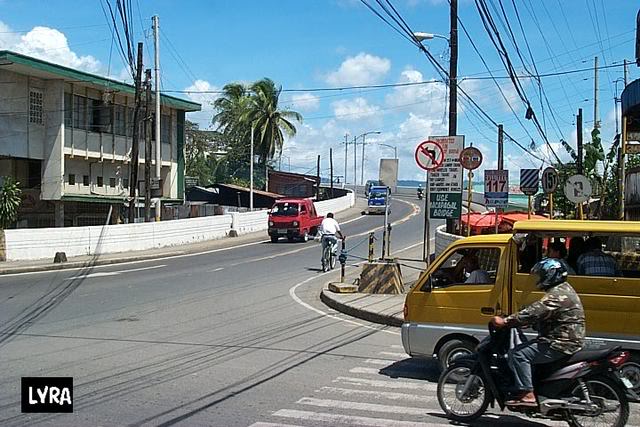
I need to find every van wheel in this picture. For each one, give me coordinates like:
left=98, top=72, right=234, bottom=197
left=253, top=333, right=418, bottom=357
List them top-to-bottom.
left=270, top=236, right=279, bottom=243
left=437, top=339, right=476, bottom=370
left=619, top=353, right=640, bottom=400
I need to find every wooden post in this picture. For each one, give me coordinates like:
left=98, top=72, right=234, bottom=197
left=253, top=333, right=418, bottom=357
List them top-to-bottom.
left=128, top=43, right=144, bottom=224
left=144, top=69, right=152, bottom=222
left=330, top=148, right=334, bottom=198
left=316, top=154, right=320, bottom=199
left=466, top=169, right=473, bottom=236
left=549, top=193, right=554, bottom=220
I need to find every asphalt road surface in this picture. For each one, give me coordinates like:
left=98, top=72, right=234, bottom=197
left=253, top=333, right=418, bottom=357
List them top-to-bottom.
left=0, top=196, right=638, bottom=426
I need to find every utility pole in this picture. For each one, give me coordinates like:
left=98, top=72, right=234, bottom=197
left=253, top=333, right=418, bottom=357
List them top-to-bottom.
left=449, top=0, right=458, bottom=136
left=153, top=15, right=161, bottom=221
left=128, top=42, right=144, bottom=224
left=594, top=56, right=599, bottom=130
left=620, top=59, right=629, bottom=219
left=144, top=69, right=152, bottom=222
left=577, top=108, right=583, bottom=175
left=497, top=124, right=504, bottom=170
left=250, top=126, right=254, bottom=210
left=343, top=133, right=349, bottom=186
left=360, top=134, right=366, bottom=185
left=353, top=135, right=357, bottom=194
left=330, top=148, right=334, bottom=198
left=316, top=155, right=321, bottom=199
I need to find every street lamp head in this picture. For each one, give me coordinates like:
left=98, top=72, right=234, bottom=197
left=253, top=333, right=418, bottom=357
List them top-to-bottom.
left=413, top=32, right=435, bottom=42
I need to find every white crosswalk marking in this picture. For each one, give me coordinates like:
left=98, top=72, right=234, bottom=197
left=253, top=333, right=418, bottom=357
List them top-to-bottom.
left=249, top=344, right=640, bottom=427
left=334, top=376, right=438, bottom=391
left=316, top=386, right=437, bottom=404
left=296, top=397, right=428, bottom=416
left=272, top=409, right=446, bottom=427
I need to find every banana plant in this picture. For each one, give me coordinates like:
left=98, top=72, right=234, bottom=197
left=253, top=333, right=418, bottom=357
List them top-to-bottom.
left=0, top=177, right=22, bottom=229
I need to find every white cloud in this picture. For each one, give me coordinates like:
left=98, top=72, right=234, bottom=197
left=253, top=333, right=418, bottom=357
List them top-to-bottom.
left=0, top=22, right=101, bottom=73
left=325, top=53, right=391, bottom=86
left=385, top=68, right=447, bottom=118
left=184, top=79, right=220, bottom=129
left=289, top=93, right=320, bottom=111
left=332, top=97, right=381, bottom=121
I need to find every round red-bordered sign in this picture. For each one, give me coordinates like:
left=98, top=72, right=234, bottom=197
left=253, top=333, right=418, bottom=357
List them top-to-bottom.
left=415, top=140, right=444, bottom=171
left=459, top=146, right=483, bottom=170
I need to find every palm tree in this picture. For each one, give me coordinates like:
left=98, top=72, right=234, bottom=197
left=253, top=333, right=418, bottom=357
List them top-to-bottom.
left=247, top=78, right=302, bottom=165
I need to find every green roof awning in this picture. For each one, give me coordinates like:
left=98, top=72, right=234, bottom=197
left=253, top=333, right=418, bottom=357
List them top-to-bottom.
left=0, top=50, right=201, bottom=112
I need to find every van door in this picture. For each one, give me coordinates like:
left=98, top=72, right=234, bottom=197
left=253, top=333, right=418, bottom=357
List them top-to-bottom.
left=405, top=244, right=508, bottom=356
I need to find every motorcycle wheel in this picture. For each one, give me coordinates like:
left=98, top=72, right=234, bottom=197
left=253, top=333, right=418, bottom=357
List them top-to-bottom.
left=330, top=252, right=337, bottom=270
left=437, top=360, right=490, bottom=423
left=567, top=376, right=629, bottom=427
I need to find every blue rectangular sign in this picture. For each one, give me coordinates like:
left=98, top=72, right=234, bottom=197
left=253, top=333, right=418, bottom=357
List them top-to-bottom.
left=484, top=170, right=509, bottom=207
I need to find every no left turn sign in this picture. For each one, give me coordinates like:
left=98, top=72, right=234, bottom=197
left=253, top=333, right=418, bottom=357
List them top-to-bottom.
left=415, top=140, right=444, bottom=171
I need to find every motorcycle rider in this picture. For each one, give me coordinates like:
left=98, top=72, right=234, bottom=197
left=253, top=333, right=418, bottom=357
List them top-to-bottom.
left=417, top=185, right=424, bottom=199
left=319, top=213, right=345, bottom=263
left=491, top=258, right=586, bottom=407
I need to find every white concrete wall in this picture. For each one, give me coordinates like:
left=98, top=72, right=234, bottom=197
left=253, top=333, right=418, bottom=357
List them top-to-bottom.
left=314, top=191, right=355, bottom=217
left=231, top=210, right=268, bottom=235
left=4, top=215, right=233, bottom=261
left=434, top=224, right=463, bottom=257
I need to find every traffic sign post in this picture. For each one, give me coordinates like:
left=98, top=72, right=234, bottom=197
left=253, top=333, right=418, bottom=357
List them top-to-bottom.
left=415, top=140, right=445, bottom=265
left=460, top=146, right=483, bottom=236
left=542, top=167, right=558, bottom=219
left=520, top=169, right=539, bottom=219
left=484, top=170, right=509, bottom=207
left=564, top=174, right=592, bottom=220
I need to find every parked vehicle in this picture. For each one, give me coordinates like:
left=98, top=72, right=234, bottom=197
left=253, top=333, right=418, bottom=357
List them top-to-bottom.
left=364, top=180, right=383, bottom=197
left=366, top=185, right=390, bottom=214
left=268, top=198, right=323, bottom=242
left=402, top=220, right=640, bottom=397
left=437, top=323, right=632, bottom=426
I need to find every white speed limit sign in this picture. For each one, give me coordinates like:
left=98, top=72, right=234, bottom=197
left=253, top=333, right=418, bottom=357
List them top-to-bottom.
left=541, top=167, right=559, bottom=194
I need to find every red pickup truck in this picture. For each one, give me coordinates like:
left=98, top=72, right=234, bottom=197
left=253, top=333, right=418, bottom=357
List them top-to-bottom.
left=268, top=198, right=324, bottom=242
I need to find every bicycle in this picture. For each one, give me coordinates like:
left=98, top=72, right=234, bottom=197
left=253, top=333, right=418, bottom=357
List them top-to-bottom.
left=321, top=235, right=340, bottom=272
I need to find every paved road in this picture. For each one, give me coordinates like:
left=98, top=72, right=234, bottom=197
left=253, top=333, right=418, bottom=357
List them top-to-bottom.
left=0, top=196, right=637, bottom=426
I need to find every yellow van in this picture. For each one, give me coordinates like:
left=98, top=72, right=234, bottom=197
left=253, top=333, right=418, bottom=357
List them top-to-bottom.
left=402, top=220, right=640, bottom=394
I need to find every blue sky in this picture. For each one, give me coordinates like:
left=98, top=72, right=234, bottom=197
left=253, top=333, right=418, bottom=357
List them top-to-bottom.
left=0, top=0, right=637, bottom=182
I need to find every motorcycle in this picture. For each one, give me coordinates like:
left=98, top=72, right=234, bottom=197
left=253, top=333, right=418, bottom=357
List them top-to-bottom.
left=417, top=188, right=424, bottom=200
left=437, top=323, right=635, bottom=426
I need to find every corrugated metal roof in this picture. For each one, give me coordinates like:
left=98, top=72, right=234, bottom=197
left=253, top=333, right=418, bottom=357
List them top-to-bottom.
left=513, top=220, right=640, bottom=234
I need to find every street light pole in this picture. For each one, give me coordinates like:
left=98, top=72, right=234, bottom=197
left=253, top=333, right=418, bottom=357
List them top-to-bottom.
left=449, top=0, right=458, bottom=136
left=250, top=126, right=254, bottom=211
left=357, top=131, right=381, bottom=187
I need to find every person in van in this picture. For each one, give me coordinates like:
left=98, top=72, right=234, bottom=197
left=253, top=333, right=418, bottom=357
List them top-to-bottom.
left=567, top=236, right=585, bottom=273
left=576, top=236, right=620, bottom=277
left=548, top=240, right=575, bottom=275
left=452, top=251, right=491, bottom=284
left=492, top=259, right=586, bottom=407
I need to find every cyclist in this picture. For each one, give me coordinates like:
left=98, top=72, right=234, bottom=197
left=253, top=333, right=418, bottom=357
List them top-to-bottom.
left=319, top=213, right=345, bottom=268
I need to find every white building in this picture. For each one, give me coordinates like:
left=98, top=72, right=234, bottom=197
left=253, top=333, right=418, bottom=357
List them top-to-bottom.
left=0, top=50, right=201, bottom=227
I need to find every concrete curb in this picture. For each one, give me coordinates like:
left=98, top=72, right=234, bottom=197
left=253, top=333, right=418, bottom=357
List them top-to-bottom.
left=320, top=289, right=403, bottom=327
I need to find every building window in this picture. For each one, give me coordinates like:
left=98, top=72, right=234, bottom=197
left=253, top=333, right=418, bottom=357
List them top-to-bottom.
left=29, top=89, right=43, bottom=125
left=64, top=92, right=73, bottom=127
left=73, top=95, right=87, bottom=129
left=90, top=98, right=112, bottom=133
left=114, top=104, right=126, bottom=136
left=161, top=113, right=171, bottom=143
left=27, top=160, right=41, bottom=188
left=68, top=174, right=75, bottom=185
left=83, top=175, right=89, bottom=186
left=97, top=176, right=103, bottom=187
left=109, top=177, right=116, bottom=188
left=123, top=178, right=129, bottom=188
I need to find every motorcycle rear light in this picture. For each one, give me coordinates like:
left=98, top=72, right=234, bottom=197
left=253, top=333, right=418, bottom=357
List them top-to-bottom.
left=609, top=351, right=631, bottom=367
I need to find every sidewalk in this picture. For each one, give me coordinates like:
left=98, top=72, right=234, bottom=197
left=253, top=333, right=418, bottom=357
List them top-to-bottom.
left=0, top=200, right=367, bottom=275
left=320, top=241, right=425, bottom=328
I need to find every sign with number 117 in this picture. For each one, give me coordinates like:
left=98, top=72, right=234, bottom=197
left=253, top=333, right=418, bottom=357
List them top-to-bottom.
left=484, top=170, right=509, bottom=207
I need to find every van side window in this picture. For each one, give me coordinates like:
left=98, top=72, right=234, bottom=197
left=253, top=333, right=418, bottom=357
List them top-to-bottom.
left=300, top=204, right=307, bottom=214
left=431, top=247, right=501, bottom=288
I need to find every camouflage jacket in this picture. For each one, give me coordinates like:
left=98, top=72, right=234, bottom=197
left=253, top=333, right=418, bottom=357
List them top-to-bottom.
left=506, top=282, right=585, bottom=354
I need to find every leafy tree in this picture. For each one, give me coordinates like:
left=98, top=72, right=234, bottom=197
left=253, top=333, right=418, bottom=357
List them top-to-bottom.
left=247, top=78, right=302, bottom=165
left=0, top=177, right=22, bottom=229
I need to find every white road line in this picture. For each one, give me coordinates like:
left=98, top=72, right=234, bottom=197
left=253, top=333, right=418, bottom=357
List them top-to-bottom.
left=65, top=264, right=166, bottom=280
left=210, top=267, right=224, bottom=272
left=391, top=344, right=404, bottom=349
left=364, top=358, right=398, bottom=366
left=350, top=366, right=381, bottom=375
left=333, top=376, right=438, bottom=391
left=316, top=386, right=437, bottom=404
left=297, top=397, right=429, bottom=416
left=273, top=409, right=441, bottom=427
left=248, top=422, right=306, bottom=427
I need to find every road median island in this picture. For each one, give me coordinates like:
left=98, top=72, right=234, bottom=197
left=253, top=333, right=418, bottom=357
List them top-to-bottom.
left=0, top=196, right=366, bottom=275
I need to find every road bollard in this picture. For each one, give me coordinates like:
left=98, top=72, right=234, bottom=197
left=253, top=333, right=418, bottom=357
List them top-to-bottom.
left=386, top=224, right=392, bottom=258
left=381, top=228, right=387, bottom=261
left=368, top=232, right=375, bottom=262
left=339, top=239, right=347, bottom=283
